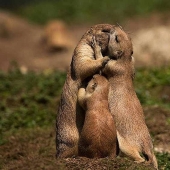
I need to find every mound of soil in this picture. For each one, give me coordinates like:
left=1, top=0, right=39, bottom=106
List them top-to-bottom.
left=1, top=106, right=170, bottom=170
left=0, top=128, right=154, bottom=170
left=58, top=157, right=154, bottom=170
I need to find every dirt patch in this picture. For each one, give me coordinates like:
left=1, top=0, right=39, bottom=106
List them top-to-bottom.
left=0, top=10, right=89, bottom=72
left=124, top=12, right=170, bottom=68
left=125, top=12, right=170, bottom=32
left=132, top=25, right=170, bottom=67
left=159, top=85, right=170, bottom=103
left=1, top=106, right=170, bottom=169
left=144, top=106, right=170, bottom=153
left=0, top=128, right=154, bottom=170
left=0, top=128, right=57, bottom=170
left=59, top=157, right=154, bottom=170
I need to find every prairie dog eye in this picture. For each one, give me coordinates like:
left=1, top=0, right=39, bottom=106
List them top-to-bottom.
left=115, top=35, right=119, bottom=43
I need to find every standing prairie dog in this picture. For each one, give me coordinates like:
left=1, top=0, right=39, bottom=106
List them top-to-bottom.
left=56, top=24, right=118, bottom=158
left=93, top=26, right=158, bottom=169
left=78, top=74, right=118, bottom=158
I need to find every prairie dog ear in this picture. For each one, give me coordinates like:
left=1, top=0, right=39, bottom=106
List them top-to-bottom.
left=116, top=23, right=123, bottom=30
left=86, top=79, right=97, bottom=94
left=89, top=82, right=97, bottom=93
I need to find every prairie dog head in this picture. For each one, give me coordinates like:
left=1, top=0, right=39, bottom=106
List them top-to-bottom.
left=87, top=24, right=115, bottom=54
left=89, top=24, right=133, bottom=61
left=108, top=26, right=133, bottom=61
left=86, top=74, right=109, bottom=97
left=78, top=75, right=109, bottom=109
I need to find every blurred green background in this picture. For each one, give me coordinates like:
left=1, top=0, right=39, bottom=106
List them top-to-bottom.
left=1, top=0, right=170, bottom=24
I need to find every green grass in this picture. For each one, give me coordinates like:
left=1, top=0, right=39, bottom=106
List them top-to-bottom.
left=8, top=0, right=170, bottom=24
left=0, top=66, right=170, bottom=138
left=0, top=66, right=66, bottom=144
left=135, top=67, right=170, bottom=108
left=156, top=153, right=170, bottom=169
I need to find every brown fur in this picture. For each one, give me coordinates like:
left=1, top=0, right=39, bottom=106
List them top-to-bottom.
left=56, top=24, right=117, bottom=158
left=98, top=26, right=158, bottom=169
left=78, top=74, right=118, bottom=158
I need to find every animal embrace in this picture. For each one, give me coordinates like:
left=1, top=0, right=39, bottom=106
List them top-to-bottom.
left=56, top=24, right=158, bottom=169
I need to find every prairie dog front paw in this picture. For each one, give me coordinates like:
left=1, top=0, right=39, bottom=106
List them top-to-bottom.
left=92, top=36, right=103, bottom=59
left=101, top=56, right=110, bottom=67
left=102, top=59, right=117, bottom=73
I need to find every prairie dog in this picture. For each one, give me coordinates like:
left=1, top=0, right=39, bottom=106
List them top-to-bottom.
left=56, top=24, right=117, bottom=158
left=95, top=26, right=158, bottom=169
left=78, top=74, right=118, bottom=158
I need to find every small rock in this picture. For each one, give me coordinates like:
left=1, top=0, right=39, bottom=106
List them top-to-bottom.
left=43, top=20, right=73, bottom=52
left=133, top=25, right=170, bottom=67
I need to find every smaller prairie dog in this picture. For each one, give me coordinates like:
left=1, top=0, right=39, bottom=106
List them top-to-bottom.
left=78, top=74, right=118, bottom=158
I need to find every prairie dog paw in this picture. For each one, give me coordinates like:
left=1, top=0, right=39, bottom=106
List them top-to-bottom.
left=91, top=36, right=101, bottom=53
left=102, top=56, right=110, bottom=67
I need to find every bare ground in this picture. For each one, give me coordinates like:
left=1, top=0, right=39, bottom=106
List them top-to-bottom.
left=0, top=10, right=89, bottom=72
left=1, top=11, right=170, bottom=72
left=0, top=106, right=170, bottom=170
